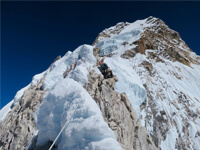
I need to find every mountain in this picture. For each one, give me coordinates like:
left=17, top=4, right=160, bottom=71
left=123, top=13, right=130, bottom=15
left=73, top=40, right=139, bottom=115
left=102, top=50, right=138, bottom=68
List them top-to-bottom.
left=0, top=16, right=200, bottom=150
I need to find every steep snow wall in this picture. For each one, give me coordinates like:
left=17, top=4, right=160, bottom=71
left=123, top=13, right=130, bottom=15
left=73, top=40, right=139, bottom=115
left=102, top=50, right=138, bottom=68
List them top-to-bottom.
left=0, top=44, right=123, bottom=150
left=27, top=44, right=122, bottom=150
left=33, top=78, right=121, bottom=150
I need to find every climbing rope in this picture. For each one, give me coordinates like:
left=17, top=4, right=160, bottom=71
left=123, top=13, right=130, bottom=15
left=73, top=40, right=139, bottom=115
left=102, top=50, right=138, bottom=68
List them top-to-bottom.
left=48, top=100, right=81, bottom=150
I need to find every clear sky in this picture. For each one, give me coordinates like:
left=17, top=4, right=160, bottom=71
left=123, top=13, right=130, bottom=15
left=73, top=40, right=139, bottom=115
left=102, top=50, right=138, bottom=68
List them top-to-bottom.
left=1, top=1, right=200, bottom=108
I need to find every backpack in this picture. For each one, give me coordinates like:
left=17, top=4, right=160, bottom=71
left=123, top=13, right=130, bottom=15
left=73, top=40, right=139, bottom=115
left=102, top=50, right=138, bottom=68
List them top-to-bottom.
left=102, top=63, right=108, bottom=70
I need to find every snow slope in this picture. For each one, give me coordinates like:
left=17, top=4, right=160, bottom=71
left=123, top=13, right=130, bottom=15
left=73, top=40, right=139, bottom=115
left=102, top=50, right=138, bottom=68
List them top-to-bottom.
left=1, top=16, right=200, bottom=150
left=94, top=17, right=200, bottom=150
left=95, top=18, right=153, bottom=121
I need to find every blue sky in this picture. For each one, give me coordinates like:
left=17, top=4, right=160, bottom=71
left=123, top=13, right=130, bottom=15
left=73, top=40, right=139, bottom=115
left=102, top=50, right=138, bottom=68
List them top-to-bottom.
left=1, top=1, right=200, bottom=108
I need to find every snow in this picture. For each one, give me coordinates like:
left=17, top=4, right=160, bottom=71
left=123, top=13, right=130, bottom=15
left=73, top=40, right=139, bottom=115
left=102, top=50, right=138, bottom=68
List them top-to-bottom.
left=2, top=17, right=200, bottom=150
left=95, top=17, right=156, bottom=57
left=96, top=17, right=200, bottom=150
left=96, top=18, right=154, bottom=119
left=120, top=18, right=152, bottom=34
left=96, top=29, right=142, bottom=56
left=2, top=43, right=123, bottom=149
left=28, top=44, right=122, bottom=149
left=42, top=44, right=96, bottom=90
left=134, top=50, right=200, bottom=149
left=104, top=56, right=146, bottom=119
left=0, top=70, right=46, bottom=121
left=14, top=71, right=46, bottom=104
left=31, top=71, right=46, bottom=86
left=35, top=78, right=122, bottom=150
left=13, top=84, right=30, bottom=104
left=0, top=100, right=13, bottom=121
left=173, top=116, right=182, bottom=133
left=188, top=122, right=197, bottom=139
left=160, top=128, right=178, bottom=150
left=194, top=137, right=200, bottom=150
left=88, top=138, right=122, bottom=150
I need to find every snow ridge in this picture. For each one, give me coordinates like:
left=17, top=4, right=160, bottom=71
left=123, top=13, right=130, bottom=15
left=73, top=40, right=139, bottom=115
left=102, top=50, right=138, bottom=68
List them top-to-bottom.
left=1, top=16, right=200, bottom=150
left=29, top=44, right=122, bottom=149
left=36, top=78, right=121, bottom=150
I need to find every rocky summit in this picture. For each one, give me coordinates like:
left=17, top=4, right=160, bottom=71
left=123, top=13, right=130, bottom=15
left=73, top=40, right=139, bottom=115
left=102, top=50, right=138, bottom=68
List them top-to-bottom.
left=1, top=16, right=200, bottom=150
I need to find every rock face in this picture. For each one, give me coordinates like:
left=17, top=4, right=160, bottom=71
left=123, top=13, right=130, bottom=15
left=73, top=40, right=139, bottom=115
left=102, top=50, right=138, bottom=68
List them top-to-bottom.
left=1, top=16, right=200, bottom=150
left=91, top=16, right=200, bottom=150
left=123, top=17, right=199, bottom=66
left=85, top=71, right=157, bottom=150
left=0, top=78, right=45, bottom=150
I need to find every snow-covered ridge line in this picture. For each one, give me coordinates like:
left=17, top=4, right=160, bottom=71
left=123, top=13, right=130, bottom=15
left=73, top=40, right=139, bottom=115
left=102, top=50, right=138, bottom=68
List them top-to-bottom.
left=1, top=16, right=200, bottom=150
left=93, top=16, right=161, bottom=46
left=0, top=44, right=123, bottom=149
left=26, top=44, right=122, bottom=149
left=0, top=71, right=46, bottom=122
left=31, top=78, right=121, bottom=150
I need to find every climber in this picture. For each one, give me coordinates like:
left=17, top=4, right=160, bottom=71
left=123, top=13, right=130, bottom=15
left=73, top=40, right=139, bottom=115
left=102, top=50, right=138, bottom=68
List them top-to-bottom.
left=98, top=62, right=113, bottom=79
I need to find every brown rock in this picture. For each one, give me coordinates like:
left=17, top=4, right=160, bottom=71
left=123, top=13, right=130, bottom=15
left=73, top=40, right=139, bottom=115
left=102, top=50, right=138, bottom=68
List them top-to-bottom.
left=85, top=71, right=158, bottom=150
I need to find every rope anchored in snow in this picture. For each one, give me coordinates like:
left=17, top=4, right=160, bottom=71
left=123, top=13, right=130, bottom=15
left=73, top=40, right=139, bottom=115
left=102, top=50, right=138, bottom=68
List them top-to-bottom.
left=48, top=100, right=81, bottom=150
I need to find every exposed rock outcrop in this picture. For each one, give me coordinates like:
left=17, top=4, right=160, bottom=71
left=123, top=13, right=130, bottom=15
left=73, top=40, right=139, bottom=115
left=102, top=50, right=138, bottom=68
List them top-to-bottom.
left=1, top=16, right=200, bottom=150
left=120, top=17, right=200, bottom=66
left=145, top=18, right=197, bottom=66
left=85, top=71, right=158, bottom=150
left=0, top=78, right=45, bottom=150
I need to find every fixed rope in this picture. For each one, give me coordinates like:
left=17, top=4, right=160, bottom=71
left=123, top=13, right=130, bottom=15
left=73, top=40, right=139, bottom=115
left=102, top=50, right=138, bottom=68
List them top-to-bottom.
left=49, top=100, right=81, bottom=150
